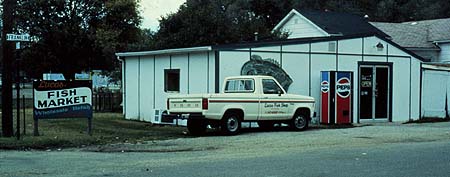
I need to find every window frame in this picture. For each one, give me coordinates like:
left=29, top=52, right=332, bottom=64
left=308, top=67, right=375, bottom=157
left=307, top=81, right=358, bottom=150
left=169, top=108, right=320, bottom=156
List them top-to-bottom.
left=164, top=69, right=180, bottom=93
left=224, top=79, right=255, bottom=93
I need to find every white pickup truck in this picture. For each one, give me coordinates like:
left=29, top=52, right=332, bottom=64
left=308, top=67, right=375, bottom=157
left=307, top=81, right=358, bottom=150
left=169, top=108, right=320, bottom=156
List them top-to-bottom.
left=165, top=75, right=315, bottom=135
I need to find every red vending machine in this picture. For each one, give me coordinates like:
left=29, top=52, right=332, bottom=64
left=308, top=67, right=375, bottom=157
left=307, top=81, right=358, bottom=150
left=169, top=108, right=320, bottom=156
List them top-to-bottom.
left=320, top=71, right=353, bottom=124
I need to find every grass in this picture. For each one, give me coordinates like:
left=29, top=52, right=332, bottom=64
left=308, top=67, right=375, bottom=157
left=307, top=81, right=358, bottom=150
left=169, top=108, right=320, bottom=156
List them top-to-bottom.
left=0, top=109, right=186, bottom=150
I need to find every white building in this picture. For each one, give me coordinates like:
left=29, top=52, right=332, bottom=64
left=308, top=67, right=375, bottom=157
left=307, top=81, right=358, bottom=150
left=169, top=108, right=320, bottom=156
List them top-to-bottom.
left=116, top=9, right=449, bottom=123
left=117, top=34, right=428, bottom=123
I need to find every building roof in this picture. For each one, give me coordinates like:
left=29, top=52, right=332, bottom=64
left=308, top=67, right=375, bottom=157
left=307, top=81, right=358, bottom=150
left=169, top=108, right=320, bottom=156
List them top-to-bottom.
left=274, top=9, right=389, bottom=38
left=298, top=10, right=389, bottom=37
left=371, top=18, right=450, bottom=49
left=116, top=46, right=212, bottom=58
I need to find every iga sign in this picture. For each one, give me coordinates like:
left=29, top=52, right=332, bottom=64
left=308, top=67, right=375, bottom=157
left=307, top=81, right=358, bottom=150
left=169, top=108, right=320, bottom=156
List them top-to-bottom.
left=33, top=80, right=92, bottom=119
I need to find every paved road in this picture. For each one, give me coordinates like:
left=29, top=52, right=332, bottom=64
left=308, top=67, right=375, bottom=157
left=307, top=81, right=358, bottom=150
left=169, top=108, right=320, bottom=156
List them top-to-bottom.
left=1, top=122, right=450, bottom=177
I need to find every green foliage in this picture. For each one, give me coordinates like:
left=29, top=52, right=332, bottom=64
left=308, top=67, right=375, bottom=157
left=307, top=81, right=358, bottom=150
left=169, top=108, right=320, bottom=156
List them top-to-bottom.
left=15, top=0, right=142, bottom=79
left=151, top=0, right=450, bottom=50
left=152, top=0, right=285, bottom=50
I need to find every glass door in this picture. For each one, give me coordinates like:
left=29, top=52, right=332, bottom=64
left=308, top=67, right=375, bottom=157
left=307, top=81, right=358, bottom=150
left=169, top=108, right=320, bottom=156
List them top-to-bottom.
left=359, top=65, right=390, bottom=120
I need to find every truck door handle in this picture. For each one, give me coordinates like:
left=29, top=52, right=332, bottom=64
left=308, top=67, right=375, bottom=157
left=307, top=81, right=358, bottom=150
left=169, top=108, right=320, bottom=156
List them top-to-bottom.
left=263, top=97, right=268, bottom=99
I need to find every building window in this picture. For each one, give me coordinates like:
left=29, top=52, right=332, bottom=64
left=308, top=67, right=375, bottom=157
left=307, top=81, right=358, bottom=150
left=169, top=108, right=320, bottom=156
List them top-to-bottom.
left=165, top=69, right=180, bottom=92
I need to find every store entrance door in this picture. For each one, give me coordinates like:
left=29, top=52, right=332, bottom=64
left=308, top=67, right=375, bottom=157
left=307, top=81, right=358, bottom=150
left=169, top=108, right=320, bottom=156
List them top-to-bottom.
left=359, top=65, right=390, bottom=120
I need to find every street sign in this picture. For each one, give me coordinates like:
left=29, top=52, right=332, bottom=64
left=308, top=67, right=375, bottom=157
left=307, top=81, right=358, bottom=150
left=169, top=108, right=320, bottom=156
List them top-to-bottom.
left=6, top=33, right=30, bottom=42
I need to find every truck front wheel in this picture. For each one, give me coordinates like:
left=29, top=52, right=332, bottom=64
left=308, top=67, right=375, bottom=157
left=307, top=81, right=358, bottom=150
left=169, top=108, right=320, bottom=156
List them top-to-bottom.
left=290, top=112, right=309, bottom=131
left=221, top=113, right=241, bottom=135
left=187, top=119, right=207, bottom=136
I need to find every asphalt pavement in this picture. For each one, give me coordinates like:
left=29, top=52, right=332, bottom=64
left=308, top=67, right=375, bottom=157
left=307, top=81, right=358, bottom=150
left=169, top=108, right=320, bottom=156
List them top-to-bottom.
left=1, top=122, right=449, bottom=177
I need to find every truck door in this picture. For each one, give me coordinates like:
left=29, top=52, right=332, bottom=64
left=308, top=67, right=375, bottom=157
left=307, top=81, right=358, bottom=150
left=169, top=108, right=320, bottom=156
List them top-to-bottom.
left=259, top=79, right=288, bottom=120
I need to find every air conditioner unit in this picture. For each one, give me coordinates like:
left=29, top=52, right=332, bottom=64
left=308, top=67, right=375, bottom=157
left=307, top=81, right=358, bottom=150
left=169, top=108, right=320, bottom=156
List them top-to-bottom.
left=152, top=109, right=174, bottom=125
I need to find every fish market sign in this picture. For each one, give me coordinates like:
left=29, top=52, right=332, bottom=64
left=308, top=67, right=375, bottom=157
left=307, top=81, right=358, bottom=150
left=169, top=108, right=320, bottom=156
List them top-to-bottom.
left=33, top=80, right=92, bottom=119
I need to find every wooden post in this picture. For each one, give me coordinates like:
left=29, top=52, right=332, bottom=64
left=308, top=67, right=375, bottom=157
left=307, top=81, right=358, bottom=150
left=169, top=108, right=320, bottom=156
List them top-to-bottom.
left=16, top=58, right=20, bottom=140
left=22, top=95, right=26, bottom=135
left=33, top=116, right=39, bottom=136
left=88, top=117, right=92, bottom=136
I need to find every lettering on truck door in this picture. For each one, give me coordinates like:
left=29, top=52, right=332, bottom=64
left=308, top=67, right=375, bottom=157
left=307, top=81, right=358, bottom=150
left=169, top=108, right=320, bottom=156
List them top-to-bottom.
left=260, top=79, right=288, bottom=120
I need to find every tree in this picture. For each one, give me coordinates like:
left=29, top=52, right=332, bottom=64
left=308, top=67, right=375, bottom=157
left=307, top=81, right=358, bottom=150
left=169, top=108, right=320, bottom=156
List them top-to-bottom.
left=15, top=0, right=142, bottom=79
left=152, top=0, right=284, bottom=50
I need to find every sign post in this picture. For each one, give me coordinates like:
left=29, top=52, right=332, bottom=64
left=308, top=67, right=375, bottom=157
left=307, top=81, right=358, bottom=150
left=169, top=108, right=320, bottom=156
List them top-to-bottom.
left=7, top=33, right=30, bottom=140
left=33, top=80, right=93, bottom=136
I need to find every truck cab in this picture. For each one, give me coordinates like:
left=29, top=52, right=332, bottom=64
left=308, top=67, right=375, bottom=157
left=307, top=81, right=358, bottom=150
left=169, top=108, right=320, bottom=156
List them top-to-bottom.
left=166, top=75, right=315, bottom=135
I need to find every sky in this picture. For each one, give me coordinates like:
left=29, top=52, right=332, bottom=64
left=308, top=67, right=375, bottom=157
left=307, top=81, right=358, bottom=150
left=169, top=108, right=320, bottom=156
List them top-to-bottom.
left=139, top=0, right=186, bottom=30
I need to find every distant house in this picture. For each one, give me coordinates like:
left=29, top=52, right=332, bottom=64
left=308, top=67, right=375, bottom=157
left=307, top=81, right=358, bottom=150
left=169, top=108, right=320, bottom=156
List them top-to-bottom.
left=273, top=9, right=388, bottom=39
left=371, top=18, right=450, bottom=63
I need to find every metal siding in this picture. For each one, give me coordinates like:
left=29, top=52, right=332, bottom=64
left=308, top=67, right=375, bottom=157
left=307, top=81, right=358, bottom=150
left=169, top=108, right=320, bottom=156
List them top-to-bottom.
left=282, top=15, right=328, bottom=39
left=363, top=36, right=389, bottom=55
left=338, top=38, right=362, bottom=54
left=311, top=41, right=335, bottom=53
left=282, top=43, right=310, bottom=52
left=387, top=43, right=407, bottom=56
left=438, top=43, right=450, bottom=63
left=253, top=46, right=281, bottom=51
left=219, top=51, right=251, bottom=92
left=189, top=52, right=209, bottom=94
left=209, top=52, right=216, bottom=93
left=282, top=53, right=310, bottom=95
left=171, top=54, right=189, bottom=94
left=310, top=54, right=337, bottom=118
left=154, top=55, right=170, bottom=110
left=139, top=56, right=154, bottom=122
left=363, top=56, right=386, bottom=62
left=125, top=57, right=139, bottom=120
left=390, top=57, right=411, bottom=121
left=410, top=58, right=421, bottom=120
left=421, top=70, right=449, bottom=118
left=448, top=72, right=450, bottom=118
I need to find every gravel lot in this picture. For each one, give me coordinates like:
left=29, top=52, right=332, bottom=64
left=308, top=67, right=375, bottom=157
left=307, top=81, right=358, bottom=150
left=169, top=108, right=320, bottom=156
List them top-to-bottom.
left=85, top=122, right=450, bottom=157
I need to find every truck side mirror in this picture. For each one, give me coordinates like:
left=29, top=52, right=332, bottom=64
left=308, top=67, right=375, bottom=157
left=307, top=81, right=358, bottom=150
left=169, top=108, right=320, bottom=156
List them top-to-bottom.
left=278, top=90, right=282, bottom=96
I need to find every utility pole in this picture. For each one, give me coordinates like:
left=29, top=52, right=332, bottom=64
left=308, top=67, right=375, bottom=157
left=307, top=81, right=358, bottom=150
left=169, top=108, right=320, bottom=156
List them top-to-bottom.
left=2, top=0, right=17, bottom=137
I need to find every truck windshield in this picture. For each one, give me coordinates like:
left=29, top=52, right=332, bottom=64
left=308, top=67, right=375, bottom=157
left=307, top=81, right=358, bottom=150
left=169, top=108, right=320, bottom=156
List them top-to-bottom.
left=225, top=79, right=254, bottom=93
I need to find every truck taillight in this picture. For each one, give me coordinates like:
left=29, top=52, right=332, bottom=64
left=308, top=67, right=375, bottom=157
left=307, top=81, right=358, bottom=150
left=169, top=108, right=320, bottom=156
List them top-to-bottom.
left=202, top=98, right=208, bottom=110
left=167, top=99, right=170, bottom=110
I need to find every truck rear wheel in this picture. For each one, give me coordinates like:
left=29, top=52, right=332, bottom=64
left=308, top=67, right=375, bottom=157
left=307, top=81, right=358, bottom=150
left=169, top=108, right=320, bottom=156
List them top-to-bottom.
left=221, top=112, right=241, bottom=135
left=290, top=112, right=309, bottom=131
left=187, top=119, right=207, bottom=136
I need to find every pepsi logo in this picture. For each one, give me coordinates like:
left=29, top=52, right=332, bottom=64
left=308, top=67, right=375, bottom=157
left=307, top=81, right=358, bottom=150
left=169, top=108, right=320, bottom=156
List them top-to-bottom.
left=336, top=78, right=351, bottom=98
left=321, top=81, right=329, bottom=93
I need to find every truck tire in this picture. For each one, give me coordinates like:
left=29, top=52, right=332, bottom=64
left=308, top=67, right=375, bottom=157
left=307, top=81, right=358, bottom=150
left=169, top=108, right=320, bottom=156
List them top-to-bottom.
left=221, top=112, right=241, bottom=135
left=290, top=112, right=309, bottom=131
left=187, top=119, right=207, bottom=136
